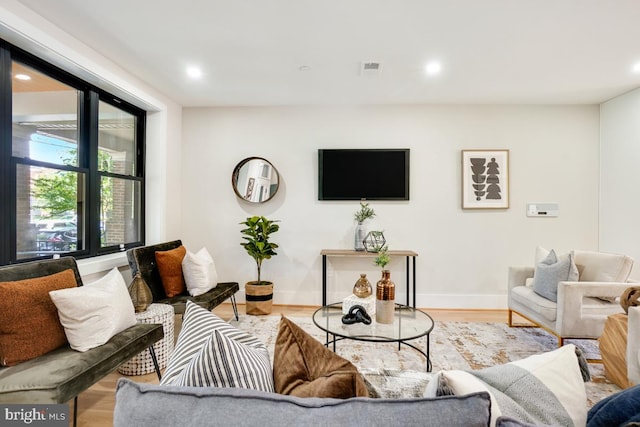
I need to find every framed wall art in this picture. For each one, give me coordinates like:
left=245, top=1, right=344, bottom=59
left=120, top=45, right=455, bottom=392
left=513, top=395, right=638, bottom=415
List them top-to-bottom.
left=461, top=149, right=509, bottom=209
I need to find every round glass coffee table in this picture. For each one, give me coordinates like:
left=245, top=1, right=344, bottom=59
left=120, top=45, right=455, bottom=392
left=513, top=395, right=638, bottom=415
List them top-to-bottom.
left=312, top=302, right=434, bottom=371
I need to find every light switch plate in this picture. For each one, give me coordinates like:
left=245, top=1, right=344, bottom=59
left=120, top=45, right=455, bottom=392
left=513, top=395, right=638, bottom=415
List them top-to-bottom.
left=527, top=203, right=559, bottom=217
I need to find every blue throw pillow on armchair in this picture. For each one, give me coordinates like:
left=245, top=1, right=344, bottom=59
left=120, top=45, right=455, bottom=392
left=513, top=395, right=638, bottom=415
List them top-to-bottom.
left=587, top=384, right=640, bottom=427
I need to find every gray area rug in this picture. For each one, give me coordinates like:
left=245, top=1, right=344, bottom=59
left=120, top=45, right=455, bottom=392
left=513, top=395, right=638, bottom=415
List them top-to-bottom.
left=230, top=314, right=621, bottom=406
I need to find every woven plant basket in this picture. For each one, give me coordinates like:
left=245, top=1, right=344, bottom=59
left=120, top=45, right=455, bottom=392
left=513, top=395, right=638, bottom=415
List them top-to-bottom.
left=245, top=281, right=274, bottom=315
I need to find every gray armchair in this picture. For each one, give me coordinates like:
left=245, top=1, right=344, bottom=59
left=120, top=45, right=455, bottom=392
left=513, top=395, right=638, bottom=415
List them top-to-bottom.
left=508, top=250, right=633, bottom=350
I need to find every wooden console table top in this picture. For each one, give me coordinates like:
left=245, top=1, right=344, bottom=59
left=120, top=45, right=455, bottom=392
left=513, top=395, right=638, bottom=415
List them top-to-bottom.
left=321, top=249, right=418, bottom=257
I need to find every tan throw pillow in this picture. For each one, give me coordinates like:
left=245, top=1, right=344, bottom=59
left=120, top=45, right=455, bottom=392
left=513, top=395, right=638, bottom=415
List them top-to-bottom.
left=155, top=245, right=187, bottom=297
left=0, top=269, right=77, bottom=366
left=273, top=316, right=369, bottom=398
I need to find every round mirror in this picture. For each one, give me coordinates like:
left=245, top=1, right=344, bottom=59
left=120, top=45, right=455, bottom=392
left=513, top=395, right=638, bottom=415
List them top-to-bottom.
left=232, top=157, right=280, bottom=203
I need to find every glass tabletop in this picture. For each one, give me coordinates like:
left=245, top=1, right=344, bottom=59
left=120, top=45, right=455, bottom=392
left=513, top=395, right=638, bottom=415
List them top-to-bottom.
left=312, top=302, right=434, bottom=343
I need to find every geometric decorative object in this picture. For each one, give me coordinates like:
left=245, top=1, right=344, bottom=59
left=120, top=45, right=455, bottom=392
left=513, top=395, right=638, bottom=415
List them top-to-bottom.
left=363, top=231, right=386, bottom=253
left=128, top=272, right=153, bottom=313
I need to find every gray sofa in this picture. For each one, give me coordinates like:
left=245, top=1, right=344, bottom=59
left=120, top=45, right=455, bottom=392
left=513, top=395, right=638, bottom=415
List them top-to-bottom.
left=0, top=257, right=164, bottom=426
left=114, top=378, right=498, bottom=427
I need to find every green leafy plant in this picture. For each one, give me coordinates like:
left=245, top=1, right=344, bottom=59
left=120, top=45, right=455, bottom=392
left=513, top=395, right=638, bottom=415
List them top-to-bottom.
left=354, top=202, right=376, bottom=223
left=240, top=216, right=280, bottom=285
left=374, top=246, right=390, bottom=269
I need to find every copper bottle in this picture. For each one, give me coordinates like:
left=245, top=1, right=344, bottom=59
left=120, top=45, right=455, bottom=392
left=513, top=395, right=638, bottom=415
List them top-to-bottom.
left=376, top=270, right=395, bottom=324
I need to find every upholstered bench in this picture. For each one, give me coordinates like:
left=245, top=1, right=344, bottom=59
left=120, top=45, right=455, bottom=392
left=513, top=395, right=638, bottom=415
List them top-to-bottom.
left=127, top=240, right=239, bottom=317
left=0, top=257, right=164, bottom=427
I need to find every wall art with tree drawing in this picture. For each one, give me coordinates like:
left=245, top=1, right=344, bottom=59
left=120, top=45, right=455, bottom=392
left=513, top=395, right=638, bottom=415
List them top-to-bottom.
left=461, top=150, right=509, bottom=209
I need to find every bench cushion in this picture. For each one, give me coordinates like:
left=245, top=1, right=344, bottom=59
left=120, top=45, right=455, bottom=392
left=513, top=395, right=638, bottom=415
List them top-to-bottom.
left=158, top=281, right=239, bottom=315
left=510, top=285, right=557, bottom=322
left=0, top=323, right=163, bottom=403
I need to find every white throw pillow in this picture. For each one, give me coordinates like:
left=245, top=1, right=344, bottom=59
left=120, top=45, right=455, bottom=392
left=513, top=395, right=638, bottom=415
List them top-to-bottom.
left=534, top=246, right=551, bottom=264
left=182, top=247, right=218, bottom=296
left=49, top=267, right=137, bottom=352
left=424, top=344, right=587, bottom=427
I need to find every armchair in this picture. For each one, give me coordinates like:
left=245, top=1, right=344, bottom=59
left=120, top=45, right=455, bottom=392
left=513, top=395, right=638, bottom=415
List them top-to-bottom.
left=508, top=249, right=633, bottom=350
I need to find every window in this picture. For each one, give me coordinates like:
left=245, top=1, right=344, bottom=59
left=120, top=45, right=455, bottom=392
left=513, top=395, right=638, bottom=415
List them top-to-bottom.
left=0, top=41, right=145, bottom=264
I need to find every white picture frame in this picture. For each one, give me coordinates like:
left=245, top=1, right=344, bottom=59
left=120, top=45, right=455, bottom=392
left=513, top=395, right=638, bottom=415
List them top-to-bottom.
left=461, top=149, right=509, bottom=209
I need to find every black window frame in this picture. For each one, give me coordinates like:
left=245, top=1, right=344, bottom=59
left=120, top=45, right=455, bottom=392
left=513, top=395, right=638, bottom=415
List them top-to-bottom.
left=0, top=39, right=146, bottom=265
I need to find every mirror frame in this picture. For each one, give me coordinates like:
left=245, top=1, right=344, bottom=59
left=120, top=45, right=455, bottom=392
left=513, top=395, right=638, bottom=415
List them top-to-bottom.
left=231, top=157, right=280, bottom=203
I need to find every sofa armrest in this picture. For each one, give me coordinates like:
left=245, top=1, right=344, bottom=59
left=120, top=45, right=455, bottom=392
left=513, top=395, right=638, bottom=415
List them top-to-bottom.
left=508, top=266, right=534, bottom=290
left=556, top=281, right=628, bottom=338
left=628, top=306, right=640, bottom=385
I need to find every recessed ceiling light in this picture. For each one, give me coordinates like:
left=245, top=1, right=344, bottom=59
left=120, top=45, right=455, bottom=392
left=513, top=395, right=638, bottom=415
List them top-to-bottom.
left=425, top=61, right=441, bottom=76
left=633, top=62, right=640, bottom=74
left=298, top=65, right=311, bottom=71
left=186, top=66, right=203, bottom=79
left=14, top=73, right=31, bottom=81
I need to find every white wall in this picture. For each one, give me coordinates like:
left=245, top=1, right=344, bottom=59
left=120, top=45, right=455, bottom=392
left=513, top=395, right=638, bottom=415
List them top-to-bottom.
left=0, top=1, right=183, bottom=277
left=600, top=88, right=640, bottom=276
left=182, top=105, right=600, bottom=308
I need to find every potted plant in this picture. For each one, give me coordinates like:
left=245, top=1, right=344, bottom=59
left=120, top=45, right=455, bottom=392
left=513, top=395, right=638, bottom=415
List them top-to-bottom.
left=354, top=202, right=375, bottom=251
left=240, top=215, right=280, bottom=315
left=373, top=246, right=390, bottom=271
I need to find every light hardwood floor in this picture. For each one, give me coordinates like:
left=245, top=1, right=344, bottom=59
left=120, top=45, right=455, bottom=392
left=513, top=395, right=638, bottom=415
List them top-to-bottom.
left=71, top=304, right=509, bottom=427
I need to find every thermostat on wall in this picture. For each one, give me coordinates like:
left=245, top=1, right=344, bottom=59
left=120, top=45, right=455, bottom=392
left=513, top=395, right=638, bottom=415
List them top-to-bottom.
left=527, top=203, right=559, bottom=217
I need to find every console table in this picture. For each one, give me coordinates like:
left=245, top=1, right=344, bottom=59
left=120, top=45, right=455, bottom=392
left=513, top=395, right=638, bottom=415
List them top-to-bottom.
left=320, top=249, right=418, bottom=307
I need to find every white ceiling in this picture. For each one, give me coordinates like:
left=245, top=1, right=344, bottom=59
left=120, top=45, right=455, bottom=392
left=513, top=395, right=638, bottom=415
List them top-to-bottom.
left=15, top=0, right=640, bottom=107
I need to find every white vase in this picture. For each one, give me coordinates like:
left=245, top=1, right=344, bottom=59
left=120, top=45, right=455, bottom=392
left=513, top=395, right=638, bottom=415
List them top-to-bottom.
left=354, top=222, right=367, bottom=251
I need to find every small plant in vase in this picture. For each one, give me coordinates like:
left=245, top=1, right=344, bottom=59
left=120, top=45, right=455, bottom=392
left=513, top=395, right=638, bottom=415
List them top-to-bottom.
left=353, top=202, right=375, bottom=251
left=240, top=215, right=280, bottom=315
left=373, top=246, right=390, bottom=270
left=374, top=246, right=395, bottom=324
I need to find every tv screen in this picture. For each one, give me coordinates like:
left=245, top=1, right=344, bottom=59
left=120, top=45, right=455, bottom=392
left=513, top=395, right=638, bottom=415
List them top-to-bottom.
left=318, top=149, right=410, bottom=200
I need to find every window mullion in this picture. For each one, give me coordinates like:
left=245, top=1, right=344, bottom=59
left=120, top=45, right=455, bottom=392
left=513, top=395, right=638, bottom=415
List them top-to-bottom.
left=0, top=47, right=12, bottom=264
left=85, top=91, right=100, bottom=255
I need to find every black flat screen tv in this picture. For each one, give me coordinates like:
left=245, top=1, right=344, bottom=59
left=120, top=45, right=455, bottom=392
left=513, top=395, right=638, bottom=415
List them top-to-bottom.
left=318, top=149, right=410, bottom=200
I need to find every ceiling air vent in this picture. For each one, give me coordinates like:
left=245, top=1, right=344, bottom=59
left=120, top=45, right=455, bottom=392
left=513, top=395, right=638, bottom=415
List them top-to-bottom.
left=360, top=61, right=382, bottom=76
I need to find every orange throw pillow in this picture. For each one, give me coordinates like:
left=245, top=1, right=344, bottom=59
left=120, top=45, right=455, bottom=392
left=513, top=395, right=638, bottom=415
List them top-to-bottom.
left=155, top=245, right=187, bottom=297
left=0, top=269, right=77, bottom=366
left=273, top=316, right=369, bottom=398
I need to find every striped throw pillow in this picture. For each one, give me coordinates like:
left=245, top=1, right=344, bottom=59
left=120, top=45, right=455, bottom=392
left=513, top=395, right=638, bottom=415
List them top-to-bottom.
left=161, top=301, right=273, bottom=392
